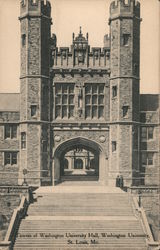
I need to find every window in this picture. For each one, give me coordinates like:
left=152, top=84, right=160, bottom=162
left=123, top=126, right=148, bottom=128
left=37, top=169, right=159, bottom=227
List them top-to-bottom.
left=21, top=34, right=26, bottom=46
left=122, top=34, right=130, bottom=46
left=55, top=84, right=75, bottom=119
left=85, top=84, right=104, bottom=119
left=112, top=86, right=117, bottom=98
left=31, top=105, right=37, bottom=117
left=122, top=105, right=129, bottom=118
left=5, top=125, right=17, bottom=139
left=141, top=127, right=154, bottom=141
left=148, top=127, right=154, bottom=140
left=21, top=132, right=26, bottom=149
left=112, top=141, right=117, bottom=152
left=4, top=152, right=17, bottom=165
left=141, top=152, right=154, bottom=166
left=148, top=153, right=154, bottom=165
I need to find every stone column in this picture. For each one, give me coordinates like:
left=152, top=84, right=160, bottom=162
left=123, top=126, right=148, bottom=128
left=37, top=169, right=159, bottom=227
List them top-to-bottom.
left=99, top=153, right=108, bottom=186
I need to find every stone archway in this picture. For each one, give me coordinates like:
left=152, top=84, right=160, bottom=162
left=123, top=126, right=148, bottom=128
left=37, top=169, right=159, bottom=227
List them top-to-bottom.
left=52, top=137, right=108, bottom=185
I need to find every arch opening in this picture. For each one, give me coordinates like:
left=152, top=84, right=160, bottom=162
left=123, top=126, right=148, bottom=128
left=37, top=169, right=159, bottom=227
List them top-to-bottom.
left=53, top=137, right=106, bottom=184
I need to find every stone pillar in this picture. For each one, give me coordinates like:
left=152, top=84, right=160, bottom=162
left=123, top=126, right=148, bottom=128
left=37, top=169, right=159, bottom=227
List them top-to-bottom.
left=99, top=153, right=108, bottom=185
left=52, top=157, right=60, bottom=185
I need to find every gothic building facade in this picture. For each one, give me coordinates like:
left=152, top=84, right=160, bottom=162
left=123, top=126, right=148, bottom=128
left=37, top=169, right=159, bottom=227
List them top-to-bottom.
left=0, top=0, right=159, bottom=187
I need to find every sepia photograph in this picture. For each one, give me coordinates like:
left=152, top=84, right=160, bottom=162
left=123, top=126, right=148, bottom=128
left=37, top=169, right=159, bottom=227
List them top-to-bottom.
left=0, top=0, right=159, bottom=249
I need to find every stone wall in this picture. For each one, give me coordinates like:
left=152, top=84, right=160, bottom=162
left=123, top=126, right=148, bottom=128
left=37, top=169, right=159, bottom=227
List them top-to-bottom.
left=28, top=18, right=41, bottom=75
left=140, top=106, right=159, bottom=185
left=0, top=112, right=20, bottom=185
left=53, top=128, right=109, bottom=157
left=0, top=187, right=31, bottom=242
left=130, top=188, right=159, bottom=241
left=0, top=194, right=20, bottom=241
left=141, top=194, right=159, bottom=241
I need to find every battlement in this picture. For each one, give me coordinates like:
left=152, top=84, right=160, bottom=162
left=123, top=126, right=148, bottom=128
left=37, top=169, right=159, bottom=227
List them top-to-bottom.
left=20, top=0, right=51, bottom=18
left=110, top=0, right=140, bottom=18
left=50, top=30, right=110, bottom=68
left=50, top=45, right=110, bottom=69
left=52, top=46, right=110, bottom=55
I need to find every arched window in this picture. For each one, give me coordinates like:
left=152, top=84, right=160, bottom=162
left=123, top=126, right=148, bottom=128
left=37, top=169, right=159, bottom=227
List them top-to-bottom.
left=75, top=158, right=83, bottom=169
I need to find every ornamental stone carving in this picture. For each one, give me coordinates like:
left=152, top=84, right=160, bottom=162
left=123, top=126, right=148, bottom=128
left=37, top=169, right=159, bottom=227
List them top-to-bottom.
left=54, top=135, right=61, bottom=142
left=99, top=135, right=106, bottom=143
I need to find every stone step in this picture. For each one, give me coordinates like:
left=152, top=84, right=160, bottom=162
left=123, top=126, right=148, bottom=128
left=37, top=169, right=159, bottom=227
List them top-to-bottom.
left=13, top=189, right=147, bottom=250
left=27, top=213, right=134, bottom=217
left=20, top=222, right=141, bottom=227
left=14, top=240, right=147, bottom=243
left=14, top=243, right=147, bottom=248
left=14, top=246, right=147, bottom=249
left=14, top=247, right=147, bottom=250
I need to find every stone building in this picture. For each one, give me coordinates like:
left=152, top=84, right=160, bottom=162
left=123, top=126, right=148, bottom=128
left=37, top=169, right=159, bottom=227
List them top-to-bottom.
left=0, top=0, right=159, bottom=187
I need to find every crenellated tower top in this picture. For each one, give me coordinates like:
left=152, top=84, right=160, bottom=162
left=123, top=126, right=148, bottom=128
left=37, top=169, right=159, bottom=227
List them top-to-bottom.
left=20, top=0, right=51, bottom=18
left=109, top=0, right=140, bottom=22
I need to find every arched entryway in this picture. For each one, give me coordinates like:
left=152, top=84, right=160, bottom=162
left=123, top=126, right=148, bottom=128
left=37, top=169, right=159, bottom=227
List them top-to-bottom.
left=52, top=137, right=108, bottom=185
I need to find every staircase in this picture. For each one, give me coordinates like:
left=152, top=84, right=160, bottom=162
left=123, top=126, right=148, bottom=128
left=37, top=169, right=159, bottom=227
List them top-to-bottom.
left=13, top=186, right=148, bottom=250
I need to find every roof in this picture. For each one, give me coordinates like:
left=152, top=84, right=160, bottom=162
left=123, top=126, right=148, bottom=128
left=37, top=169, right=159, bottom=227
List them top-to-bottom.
left=0, top=93, right=20, bottom=111
left=140, top=94, right=159, bottom=111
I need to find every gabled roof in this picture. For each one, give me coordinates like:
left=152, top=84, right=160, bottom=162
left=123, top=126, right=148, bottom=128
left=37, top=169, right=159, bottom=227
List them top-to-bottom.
left=0, top=93, right=20, bottom=111
left=140, top=94, right=159, bottom=111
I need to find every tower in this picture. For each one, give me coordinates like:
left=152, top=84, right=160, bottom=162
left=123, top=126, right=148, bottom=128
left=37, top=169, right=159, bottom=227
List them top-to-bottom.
left=19, top=0, right=52, bottom=186
left=109, top=0, right=141, bottom=186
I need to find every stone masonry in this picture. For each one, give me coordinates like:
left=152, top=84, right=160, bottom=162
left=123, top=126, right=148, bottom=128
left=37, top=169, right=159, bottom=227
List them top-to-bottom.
left=0, top=0, right=159, bottom=187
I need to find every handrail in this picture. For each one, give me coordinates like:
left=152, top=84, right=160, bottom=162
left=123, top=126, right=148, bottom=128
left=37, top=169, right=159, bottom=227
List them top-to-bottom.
left=0, top=195, right=28, bottom=249
left=131, top=195, right=139, bottom=218
left=133, top=196, right=160, bottom=248
left=140, top=207, right=154, bottom=242
left=140, top=208, right=160, bottom=248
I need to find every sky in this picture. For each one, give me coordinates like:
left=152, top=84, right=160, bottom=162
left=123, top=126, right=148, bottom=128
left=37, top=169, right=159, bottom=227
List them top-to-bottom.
left=0, top=0, right=159, bottom=94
